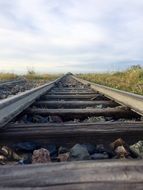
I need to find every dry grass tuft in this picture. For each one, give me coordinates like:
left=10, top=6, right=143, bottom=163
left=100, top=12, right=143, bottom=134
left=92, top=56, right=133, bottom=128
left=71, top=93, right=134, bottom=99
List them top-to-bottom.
left=78, top=65, right=143, bottom=95
left=25, top=70, right=61, bottom=81
left=0, top=73, right=18, bottom=81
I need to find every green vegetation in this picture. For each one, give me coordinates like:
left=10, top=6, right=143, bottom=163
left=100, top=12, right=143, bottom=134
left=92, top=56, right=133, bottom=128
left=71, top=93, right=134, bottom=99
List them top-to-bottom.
left=78, top=65, right=143, bottom=95
left=1, top=66, right=143, bottom=95
left=0, top=70, right=61, bottom=82
left=25, top=70, right=61, bottom=81
left=0, top=73, right=18, bottom=81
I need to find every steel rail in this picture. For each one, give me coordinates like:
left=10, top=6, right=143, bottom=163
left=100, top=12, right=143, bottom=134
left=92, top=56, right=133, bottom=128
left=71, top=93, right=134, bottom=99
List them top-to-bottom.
left=0, top=75, right=63, bottom=128
left=73, top=75, right=143, bottom=116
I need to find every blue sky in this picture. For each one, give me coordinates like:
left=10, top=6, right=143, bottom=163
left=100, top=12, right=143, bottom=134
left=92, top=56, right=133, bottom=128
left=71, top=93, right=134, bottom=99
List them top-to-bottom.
left=0, top=0, right=143, bottom=73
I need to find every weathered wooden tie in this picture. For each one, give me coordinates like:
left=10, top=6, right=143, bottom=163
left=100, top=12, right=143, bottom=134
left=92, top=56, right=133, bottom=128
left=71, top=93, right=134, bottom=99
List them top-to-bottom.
left=52, top=87, right=91, bottom=91
left=51, top=89, right=94, bottom=92
left=47, top=92, right=96, bottom=95
left=43, top=94, right=108, bottom=100
left=34, top=100, right=118, bottom=108
left=27, top=106, right=137, bottom=119
left=1, top=122, right=143, bottom=145
left=5, top=122, right=143, bottom=129
left=0, top=161, right=143, bottom=189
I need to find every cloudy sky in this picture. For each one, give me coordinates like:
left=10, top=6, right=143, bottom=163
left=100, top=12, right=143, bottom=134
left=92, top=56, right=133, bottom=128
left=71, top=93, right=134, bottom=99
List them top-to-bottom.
left=0, top=0, right=143, bottom=73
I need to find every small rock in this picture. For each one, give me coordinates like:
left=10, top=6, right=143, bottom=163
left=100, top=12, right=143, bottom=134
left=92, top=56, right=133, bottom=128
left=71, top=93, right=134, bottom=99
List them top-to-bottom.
left=86, top=83, right=91, bottom=87
left=96, top=105, right=103, bottom=109
left=21, top=115, right=31, bottom=123
left=32, top=115, right=49, bottom=123
left=48, top=116, right=63, bottom=123
left=83, top=116, right=106, bottom=123
left=105, top=117, right=114, bottom=121
left=73, top=119, right=80, bottom=123
left=110, top=138, right=125, bottom=150
left=130, top=141, right=143, bottom=158
left=13, top=142, right=40, bottom=152
left=81, top=143, right=96, bottom=155
left=43, top=144, right=57, bottom=157
left=70, top=144, right=90, bottom=161
left=94, top=144, right=114, bottom=158
left=95, top=144, right=106, bottom=153
left=115, top=145, right=129, bottom=159
left=1, top=146, right=22, bottom=161
left=58, top=146, right=69, bottom=154
left=32, top=148, right=51, bottom=164
left=91, top=152, right=109, bottom=160
left=18, top=153, right=32, bottom=164
left=57, top=153, right=70, bottom=162
left=0, top=155, right=6, bottom=165
left=18, top=158, right=31, bottom=165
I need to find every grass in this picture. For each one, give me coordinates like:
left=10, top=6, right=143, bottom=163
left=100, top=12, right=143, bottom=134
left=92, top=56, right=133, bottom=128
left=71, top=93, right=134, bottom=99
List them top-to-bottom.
left=77, top=65, right=143, bottom=95
left=1, top=66, right=143, bottom=95
left=0, top=70, right=61, bottom=82
left=25, top=71, right=61, bottom=81
left=0, top=73, right=18, bottom=81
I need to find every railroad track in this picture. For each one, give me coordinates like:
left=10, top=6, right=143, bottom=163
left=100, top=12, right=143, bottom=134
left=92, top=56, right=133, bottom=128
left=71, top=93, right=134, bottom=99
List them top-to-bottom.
left=0, top=73, right=143, bottom=189
left=0, top=79, right=25, bottom=87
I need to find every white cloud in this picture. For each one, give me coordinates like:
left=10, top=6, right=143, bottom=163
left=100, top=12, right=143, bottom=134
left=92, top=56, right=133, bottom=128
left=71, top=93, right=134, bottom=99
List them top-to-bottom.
left=0, top=0, right=143, bottom=73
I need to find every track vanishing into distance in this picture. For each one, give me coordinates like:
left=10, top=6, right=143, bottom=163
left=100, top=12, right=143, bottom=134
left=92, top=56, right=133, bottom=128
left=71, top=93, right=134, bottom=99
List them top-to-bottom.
left=0, top=73, right=143, bottom=189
